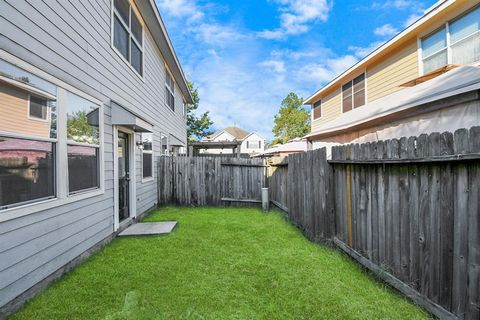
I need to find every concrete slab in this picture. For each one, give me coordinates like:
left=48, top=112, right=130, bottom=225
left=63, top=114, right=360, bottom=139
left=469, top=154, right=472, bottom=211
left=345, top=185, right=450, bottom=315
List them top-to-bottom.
left=118, top=221, right=177, bottom=237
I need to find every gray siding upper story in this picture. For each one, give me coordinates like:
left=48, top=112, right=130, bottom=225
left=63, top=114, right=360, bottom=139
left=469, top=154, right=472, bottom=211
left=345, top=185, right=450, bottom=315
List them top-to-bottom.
left=0, top=0, right=188, bottom=308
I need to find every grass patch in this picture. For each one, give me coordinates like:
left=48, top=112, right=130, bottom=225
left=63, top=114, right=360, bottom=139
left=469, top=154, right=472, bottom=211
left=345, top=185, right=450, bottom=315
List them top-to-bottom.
left=11, top=207, right=430, bottom=319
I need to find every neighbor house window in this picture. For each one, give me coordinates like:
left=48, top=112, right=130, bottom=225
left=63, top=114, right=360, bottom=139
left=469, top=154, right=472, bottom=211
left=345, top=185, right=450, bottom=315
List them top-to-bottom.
left=112, top=0, right=143, bottom=75
left=421, top=6, right=480, bottom=73
left=0, top=60, right=57, bottom=209
left=165, top=71, right=175, bottom=111
left=342, top=73, right=365, bottom=112
left=66, top=92, right=100, bottom=194
left=29, top=95, right=48, bottom=120
left=313, top=100, right=322, bottom=119
left=141, top=132, right=153, bottom=180
left=161, top=134, right=168, bottom=155
left=246, top=141, right=261, bottom=149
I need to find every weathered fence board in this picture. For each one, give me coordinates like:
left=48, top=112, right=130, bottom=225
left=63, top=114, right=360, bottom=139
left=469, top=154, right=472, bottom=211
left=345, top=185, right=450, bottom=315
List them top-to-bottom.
left=265, top=127, right=480, bottom=320
left=328, top=127, right=480, bottom=320
left=158, top=156, right=265, bottom=206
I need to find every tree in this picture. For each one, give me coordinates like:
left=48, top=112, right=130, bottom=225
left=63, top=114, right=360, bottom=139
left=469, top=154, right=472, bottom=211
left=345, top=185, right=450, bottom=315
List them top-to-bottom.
left=186, top=80, right=214, bottom=142
left=272, top=92, right=310, bottom=144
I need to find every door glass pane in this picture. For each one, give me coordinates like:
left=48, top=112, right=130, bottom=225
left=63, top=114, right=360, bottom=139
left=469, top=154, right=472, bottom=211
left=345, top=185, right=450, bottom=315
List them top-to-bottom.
left=450, top=7, right=480, bottom=43
left=114, top=16, right=129, bottom=60
left=422, top=28, right=447, bottom=58
left=131, top=41, right=142, bottom=75
left=0, top=60, right=57, bottom=139
left=66, top=92, right=100, bottom=144
left=0, top=137, right=55, bottom=208
left=68, top=145, right=99, bottom=193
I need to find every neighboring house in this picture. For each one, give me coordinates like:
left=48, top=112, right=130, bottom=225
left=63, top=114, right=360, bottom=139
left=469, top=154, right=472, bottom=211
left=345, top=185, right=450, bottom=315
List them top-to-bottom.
left=0, top=0, right=192, bottom=312
left=305, top=0, right=480, bottom=154
left=199, top=126, right=266, bottom=156
left=255, top=138, right=308, bottom=158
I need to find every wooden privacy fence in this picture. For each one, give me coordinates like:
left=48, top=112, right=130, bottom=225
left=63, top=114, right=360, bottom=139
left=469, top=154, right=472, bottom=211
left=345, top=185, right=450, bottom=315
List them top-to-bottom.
left=267, top=127, right=480, bottom=320
left=158, top=156, right=266, bottom=206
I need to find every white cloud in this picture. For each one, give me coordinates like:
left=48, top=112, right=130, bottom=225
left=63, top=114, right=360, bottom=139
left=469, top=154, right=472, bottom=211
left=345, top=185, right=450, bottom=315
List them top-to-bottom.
left=156, top=0, right=204, bottom=22
left=258, top=0, right=332, bottom=39
left=404, top=13, right=423, bottom=27
left=194, top=23, right=247, bottom=46
left=374, top=24, right=398, bottom=37
left=348, top=41, right=385, bottom=59
left=298, top=55, right=358, bottom=84
left=259, top=60, right=286, bottom=73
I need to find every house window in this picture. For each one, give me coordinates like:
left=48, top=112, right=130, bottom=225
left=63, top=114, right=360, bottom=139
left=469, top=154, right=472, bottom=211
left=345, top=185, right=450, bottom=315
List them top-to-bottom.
left=112, top=0, right=143, bottom=76
left=421, top=5, right=480, bottom=73
left=0, top=61, right=58, bottom=209
left=165, top=71, right=175, bottom=111
left=342, top=73, right=365, bottom=113
left=66, top=92, right=100, bottom=194
left=29, top=95, right=48, bottom=120
left=313, top=100, right=322, bottom=119
left=141, top=132, right=153, bottom=179
left=161, top=134, right=168, bottom=155
left=246, top=141, right=261, bottom=149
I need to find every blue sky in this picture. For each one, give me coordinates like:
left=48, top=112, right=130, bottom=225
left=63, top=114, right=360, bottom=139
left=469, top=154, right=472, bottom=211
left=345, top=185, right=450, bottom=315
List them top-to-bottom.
left=156, top=0, right=437, bottom=140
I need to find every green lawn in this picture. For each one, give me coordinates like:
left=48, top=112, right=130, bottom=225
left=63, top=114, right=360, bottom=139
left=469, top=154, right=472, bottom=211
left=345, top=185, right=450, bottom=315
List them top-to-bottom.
left=11, top=207, right=430, bottom=320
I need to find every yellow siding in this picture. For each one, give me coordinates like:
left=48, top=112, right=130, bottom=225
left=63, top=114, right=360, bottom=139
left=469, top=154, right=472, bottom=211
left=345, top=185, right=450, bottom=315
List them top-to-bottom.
left=367, top=39, right=419, bottom=102
left=0, top=84, right=51, bottom=138
left=311, top=87, right=341, bottom=132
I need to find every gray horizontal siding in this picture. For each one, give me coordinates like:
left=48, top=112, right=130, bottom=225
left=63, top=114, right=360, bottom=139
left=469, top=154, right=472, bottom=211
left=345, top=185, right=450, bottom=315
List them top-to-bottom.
left=0, top=0, right=187, bottom=308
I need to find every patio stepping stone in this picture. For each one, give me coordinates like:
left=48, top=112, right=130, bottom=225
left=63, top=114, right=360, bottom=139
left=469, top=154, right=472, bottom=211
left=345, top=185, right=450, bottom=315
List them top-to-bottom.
left=119, top=222, right=177, bottom=237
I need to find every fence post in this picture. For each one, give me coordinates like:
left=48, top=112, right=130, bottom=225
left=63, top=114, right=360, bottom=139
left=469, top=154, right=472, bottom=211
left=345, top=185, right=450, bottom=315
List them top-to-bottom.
left=262, top=188, right=269, bottom=212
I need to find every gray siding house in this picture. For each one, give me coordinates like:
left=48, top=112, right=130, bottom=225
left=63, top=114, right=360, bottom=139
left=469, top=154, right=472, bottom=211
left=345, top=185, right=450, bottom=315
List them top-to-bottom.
left=0, top=0, right=192, bottom=312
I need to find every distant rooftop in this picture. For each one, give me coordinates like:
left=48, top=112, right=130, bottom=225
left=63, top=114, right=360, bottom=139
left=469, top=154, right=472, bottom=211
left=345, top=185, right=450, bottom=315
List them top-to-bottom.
left=206, top=126, right=250, bottom=141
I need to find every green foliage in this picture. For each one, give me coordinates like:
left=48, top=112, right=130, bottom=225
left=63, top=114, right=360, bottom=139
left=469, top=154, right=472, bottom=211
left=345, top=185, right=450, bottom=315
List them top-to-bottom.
left=187, top=80, right=213, bottom=142
left=272, top=92, right=310, bottom=145
left=67, top=110, right=99, bottom=144
left=13, top=207, right=429, bottom=320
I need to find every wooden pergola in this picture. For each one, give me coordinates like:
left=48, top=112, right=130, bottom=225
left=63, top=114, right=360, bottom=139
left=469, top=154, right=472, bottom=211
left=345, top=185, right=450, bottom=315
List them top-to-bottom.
left=188, top=141, right=243, bottom=158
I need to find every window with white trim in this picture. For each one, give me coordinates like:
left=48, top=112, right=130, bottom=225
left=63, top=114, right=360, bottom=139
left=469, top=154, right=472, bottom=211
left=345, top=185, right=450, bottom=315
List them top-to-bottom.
left=112, top=0, right=143, bottom=76
left=421, top=5, right=480, bottom=74
left=0, top=58, right=103, bottom=211
left=0, top=59, right=57, bottom=210
left=165, top=71, right=175, bottom=111
left=342, top=73, right=365, bottom=113
left=66, top=92, right=101, bottom=194
left=141, top=132, right=153, bottom=179
left=246, top=141, right=261, bottom=149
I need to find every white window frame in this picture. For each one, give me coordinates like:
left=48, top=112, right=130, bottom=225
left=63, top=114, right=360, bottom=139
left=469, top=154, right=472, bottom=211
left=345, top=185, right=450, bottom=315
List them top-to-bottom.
left=110, top=0, right=145, bottom=80
left=419, top=5, right=480, bottom=75
left=0, top=49, right=105, bottom=223
left=165, top=69, right=175, bottom=112
left=340, top=71, right=367, bottom=114
left=66, top=93, right=103, bottom=196
left=27, top=94, right=50, bottom=122
left=141, top=133, right=154, bottom=183
left=160, top=133, right=169, bottom=156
